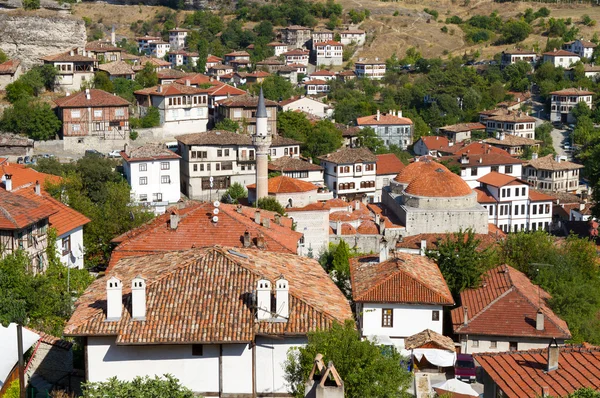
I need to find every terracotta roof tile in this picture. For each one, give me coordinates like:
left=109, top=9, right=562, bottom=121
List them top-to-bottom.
left=85, top=40, right=122, bottom=52
left=313, top=40, right=343, bottom=47
left=503, top=48, right=537, bottom=55
left=282, top=49, right=310, bottom=56
left=543, top=49, right=580, bottom=57
left=40, top=50, right=96, bottom=63
left=225, top=51, right=250, bottom=57
left=134, top=56, right=171, bottom=68
left=0, top=59, right=20, bottom=75
left=98, top=61, right=135, bottom=76
left=157, top=69, right=191, bottom=79
left=311, top=70, right=335, bottom=77
left=303, top=79, right=329, bottom=85
left=135, top=83, right=209, bottom=97
left=550, top=88, right=595, bottom=96
left=54, top=89, right=130, bottom=108
left=218, top=94, right=278, bottom=108
left=487, top=112, right=536, bottom=123
left=357, top=113, right=413, bottom=126
left=439, top=122, right=486, bottom=133
left=484, top=135, right=542, bottom=146
left=454, top=142, right=510, bottom=156
left=120, top=143, right=180, bottom=162
left=318, top=147, right=377, bottom=164
left=439, top=153, right=523, bottom=168
left=376, top=154, right=404, bottom=175
left=524, top=154, right=583, bottom=171
left=268, top=156, right=323, bottom=172
left=0, top=160, right=61, bottom=190
left=396, top=161, right=473, bottom=198
left=477, top=171, right=520, bottom=187
left=247, top=175, right=317, bottom=194
left=475, top=187, right=498, bottom=204
left=0, top=189, right=57, bottom=230
left=529, top=190, right=556, bottom=202
left=287, top=198, right=349, bottom=212
left=108, top=202, right=302, bottom=269
left=356, top=220, right=379, bottom=235
left=340, top=223, right=356, bottom=235
left=395, top=228, right=504, bottom=251
left=65, top=247, right=352, bottom=342
left=350, top=253, right=454, bottom=305
left=451, top=264, right=571, bottom=339
left=26, top=328, right=73, bottom=350
left=405, top=329, right=455, bottom=352
left=475, top=345, right=600, bottom=398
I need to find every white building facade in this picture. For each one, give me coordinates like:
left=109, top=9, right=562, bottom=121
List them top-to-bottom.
left=169, top=28, right=189, bottom=50
left=563, top=39, right=596, bottom=59
left=313, top=41, right=343, bottom=66
left=542, top=49, right=580, bottom=68
left=355, top=61, right=386, bottom=80
left=550, top=88, right=594, bottom=124
left=356, top=110, right=413, bottom=149
left=319, top=147, right=378, bottom=202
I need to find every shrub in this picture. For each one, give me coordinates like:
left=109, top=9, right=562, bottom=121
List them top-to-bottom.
left=23, top=0, right=40, bottom=9
left=445, top=15, right=463, bottom=24
left=129, top=130, right=139, bottom=140
left=257, top=197, right=285, bottom=216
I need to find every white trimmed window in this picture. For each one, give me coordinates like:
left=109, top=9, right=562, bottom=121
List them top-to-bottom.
left=71, top=110, right=81, bottom=118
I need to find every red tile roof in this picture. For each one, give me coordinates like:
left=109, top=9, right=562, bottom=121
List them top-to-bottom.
left=313, top=40, right=343, bottom=47
left=283, top=49, right=309, bottom=56
left=543, top=49, right=580, bottom=57
left=40, top=51, right=96, bottom=63
left=206, top=55, right=223, bottom=63
left=0, top=59, right=21, bottom=75
left=135, top=83, right=209, bottom=97
left=550, top=87, right=595, bottom=96
left=54, top=89, right=130, bottom=108
left=356, top=113, right=413, bottom=126
left=440, top=122, right=486, bottom=133
left=417, top=136, right=451, bottom=151
left=454, top=142, right=510, bottom=156
left=318, top=147, right=377, bottom=165
left=439, top=153, right=523, bottom=168
left=376, top=154, right=405, bottom=175
left=0, top=160, right=61, bottom=190
left=396, top=160, right=473, bottom=198
left=477, top=171, right=521, bottom=187
left=246, top=175, right=318, bottom=194
left=474, top=187, right=498, bottom=204
left=0, top=189, right=57, bottom=230
left=529, top=190, right=556, bottom=202
left=287, top=198, right=350, bottom=212
left=108, top=202, right=302, bottom=269
left=356, top=220, right=379, bottom=235
left=340, top=223, right=356, bottom=235
left=395, top=227, right=504, bottom=251
left=65, top=247, right=353, bottom=342
left=350, top=253, right=454, bottom=305
left=451, top=264, right=571, bottom=339
left=475, top=345, right=600, bottom=398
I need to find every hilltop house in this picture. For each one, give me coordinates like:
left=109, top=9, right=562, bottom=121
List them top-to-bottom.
left=281, top=25, right=312, bottom=48
left=168, top=28, right=189, bottom=50
left=339, top=29, right=366, bottom=46
left=562, top=38, right=596, bottom=59
left=312, top=41, right=343, bottom=66
left=266, top=42, right=288, bottom=56
left=282, top=49, right=310, bottom=66
left=500, top=49, right=538, bottom=70
left=542, top=49, right=580, bottom=68
left=41, top=50, right=97, bottom=92
left=168, top=50, right=199, bottom=68
left=354, top=60, right=386, bottom=80
left=303, top=79, right=330, bottom=95
left=134, top=83, right=209, bottom=135
left=550, top=88, right=594, bottom=124
left=54, top=89, right=130, bottom=140
left=216, top=94, right=278, bottom=135
left=279, top=96, right=331, bottom=119
left=356, top=110, right=413, bottom=149
left=485, top=110, right=536, bottom=139
left=439, top=122, right=486, bottom=143
left=413, top=136, right=457, bottom=157
left=64, top=247, right=352, bottom=396
left=351, top=253, right=454, bottom=348
left=452, top=264, right=571, bottom=354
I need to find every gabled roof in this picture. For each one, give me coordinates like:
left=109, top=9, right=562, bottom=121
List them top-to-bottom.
left=85, top=40, right=122, bottom=52
left=313, top=40, right=343, bottom=47
left=503, top=48, right=537, bottom=55
left=282, top=49, right=310, bottom=56
left=542, top=49, right=580, bottom=57
left=40, top=50, right=96, bottom=63
left=225, top=51, right=250, bottom=57
left=206, top=55, right=223, bottom=63
left=134, top=56, right=171, bottom=68
left=0, top=59, right=20, bottom=75
left=98, top=61, right=135, bottom=76
left=157, top=69, right=190, bottom=80
left=311, top=70, right=335, bottom=77
left=303, top=79, right=329, bottom=85
left=134, top=83, right=209, bottom=97
left=550, top=87, right=594, bottom=96
left=54, top=89, right=130, bottom=108
left=218, top=94, right=278, bottom=108
left=486, top=111, right=536, bottom=123
left=356, top=112, right=413, bottom=126
left=440, top=122, right=486, bottom=133
left=484, top=135, right=542, bottom=147
left=418, top=136, right=451, bottom=151
left=454, top=142, right=510, bottom=156
left=120, top=144, right=180, bottom=162
left=318, top=147, right=376, bottom=164
left=439, top=153, right=523, bottom=168
left=376, top=154, right=404, bottom=175
left=524, top=154, right=584, bottom=171
left=268, top=156, right=323, bottom=172
left=0, top=159, right=61, bottom=190
left=477, top=171, right=522, bottom=187
left=246, top=175, right=318, bottom=194
left=0, top=189, right=57, bottom=230
left=529, top=189, right=556, bottom=202
left=287, top=198, right=350, bottom=213
left=108, top=202, right=302, bottom=269
left=395, top=227, right=505, bottom=251
left=65, top=246, right=353, bottom=343
left=350, top=253, right=454, bottom=305
left=451, top=264, right=571, bottom=339
left=405, top=329, right=455, bottom=352
left=475, top=345, right=600, bottom=398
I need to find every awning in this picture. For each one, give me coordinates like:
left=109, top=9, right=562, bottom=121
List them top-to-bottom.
left=0, top=324, right=40, bottom=388
left=412, top=348, right=456, bottom=367
left=432, top=378, right=479, bottom=397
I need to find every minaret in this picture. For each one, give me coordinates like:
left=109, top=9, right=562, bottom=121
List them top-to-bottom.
left=253, top=88, right=272, bottom=202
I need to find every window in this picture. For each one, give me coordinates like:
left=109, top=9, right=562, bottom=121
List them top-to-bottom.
left=71, top=110, right=81, bottom=118
left=94, top=110, right=102, bottom=117
left=72, top=124, right=81, bottom=132
left=217, top=149, right=223, bottom=157
left=225, top=149, right=230, bottom=156
left=160, top=162, right=170, bottom=170
left=139, top=163, right=147, bottom=172
left=216, top=163, right=221, bottom=171
left=193, top=164, right=198, bottom=172
left=200, top=164, right=205, bottom=171
left=356, top=165, right=362, bottom=172
left=506, top=165, right=513, bottom=174
left=471, top=167, right=478, bottom=176
left=161, top=176, right=170, bottom=184
left=139, top=177, right=148, bottom=185
left=522, top=187, right=526, bottom=196
left=152, top=193, right=163, bottom=202
left=139, top=194, right=147, bottom=201
left=521, top=204, right=525, bottom=214
left=61, top=236, right=71, bottom=256
left=382, top=309, right=393, bottom=327
left=432, top=310, right=440, bottom=321
left=472, top=340, right=479, bottom=348
left=490, top=341, right=497, bottom=349
left=509, top=342, right=518, bottom=351
left=192, top=345, right=203, bottom=356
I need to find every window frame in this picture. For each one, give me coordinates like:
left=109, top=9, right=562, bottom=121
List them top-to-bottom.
left=381, top=308, right=393, bottom=328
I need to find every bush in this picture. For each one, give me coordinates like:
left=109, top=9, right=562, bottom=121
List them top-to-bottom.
left=22, top=0, right=40, bottom=9
left=423, top=8, right=438, bottom=20
left=445, top=15, right=463, bottom=24
left=501, top=20, right=532, bottom=44
left=441, top=26, right=448, bottom=33
left=0, top=49, right=7, bottom=64
left=140, top=107, right=161, bottom=128
left=129, top=130, right=139, bottom=140
left=221, top=182, right=247, bottom=204
left=257, top=196, right=285, bottom=216
left=82, top=375, right=193, bottom=398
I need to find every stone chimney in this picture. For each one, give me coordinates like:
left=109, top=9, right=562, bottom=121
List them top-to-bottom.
left=376, top=109, right=380, bottom=121
left=397, top=109, right=402, bottom=118
left=532, top=152, right=539, bottom=160
left=555, top=154, right=562, bottom=163
left=4, top=174, right=12, bottom=192
left=34, top=180, right=41, bottom=196
left=236, top=204, right=243, bottom=213
left=255, top=209, right=261, bottom=225
left=170, top=210, right=179, bottom=230
left=274, top=213, right=281, bottom=225
left=375, top=213, right=380, bottom=225
left=262, top=217, right=270, bottom=228
left=379, top=217, right=386, bottom=236
left=243, top=230, right=251, bottom=247
left=256, top=233, right=265, bottom=248
left=420, top=239, right=427, bottom=256
left=275, top=275, right=289, bottom=320
left=106, top=276, right=122, bottom=321
left=131, top=276, right=146, bottom=320
left=256, top=278, right=272, bottom=320
left=463, top=306, right=468, bottom=326
left=536, top=309, right=544, bottom=331
left=547, top=340, right=560, bottom=372
left=542, top=386, right=550, bottom=397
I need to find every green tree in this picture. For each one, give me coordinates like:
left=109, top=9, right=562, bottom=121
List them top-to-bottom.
left=22, top=0, right=40, bottom=10
left=501, top=20, right=532, bottom=44
left=196, top=38, right=209, bottom=73
left=0, top=49, right=7, bottom=63
left=135, top=62, right=158, bottom=88
left=38, top=64, right=58, bottom=92
left=93, top=71, right=114, bottom=92
left=251, top=75, right=298, bottom=101
left=113, top=78, right=142, bottom=103
left=5, top=80, right=34, bottom=103
left=0, top=99, right=61, bottom=140
left=140, top=107, right=161, bottom=128
left=277, top=111, right=312, bottom=142
left=214, top=118, right=240, bottom=132
left=304, top=120, right=342, bottom=160
left=356, top=126, right=385, bottom=153
left=221, top=182, right=247, bottom=204
left=257, top=196, right=286, bottom=216
left=427, top=229, right=498, bottom=297
left=331, top=240, right=351, bottom=295
left=285, top=320, right=413, bottom=398
left=82, top=375, right=194, bottom=398
left=567, top=388, right=600, bottom=398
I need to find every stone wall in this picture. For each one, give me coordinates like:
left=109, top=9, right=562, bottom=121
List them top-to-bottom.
left=0, top=14, right=86, bottom=69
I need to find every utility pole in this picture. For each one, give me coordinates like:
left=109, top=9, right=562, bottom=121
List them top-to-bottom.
left=17, top=323, right=25, bottom=398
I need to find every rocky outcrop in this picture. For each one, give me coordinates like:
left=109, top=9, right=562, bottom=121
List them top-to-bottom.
left=0, top=14, right=86, bottom=68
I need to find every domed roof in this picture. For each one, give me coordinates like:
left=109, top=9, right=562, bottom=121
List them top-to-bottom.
left=393, top=161, right=431, bottom=184
left=403, top=162, right=472, bottom=198
left=357, top=220, right=379, bottom=235
left=340, top=223, right=357, bottom=235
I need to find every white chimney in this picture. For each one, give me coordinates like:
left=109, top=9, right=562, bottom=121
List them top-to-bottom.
left=111, top=25, right=116, bottom=46
left=185, top=79, right=191, bottom=86
left=157, top=85, right=163, bottom=93
left=85, top=89, right=91, bottom=100
left=376, top=109, right=380, bottom=121
left=397, top=109, right=402, bottom=118
left=532, top=152, right=539, bottom=160
left=555, top=155, right=562, bottom=163
left=4, top=174, right=12, bottom=191
left=34, top=180, right=41, bottom=196
left=354, top=200, right=360, bottom=211
left=255, top=209, right=261, bottom=225
left=170, top=210, right=179, bottom=229
left=375, top=213, right=380, bottom=225
left=379, top=217, right=386, bottom=235
left=336, top=220, right=342, bottom=236
left=243, top=230, right=251, bottom=247
left=379, top=237, right=388, bottom=262
left=420, top=239, right=427, bottom=256
left=106, top=276, right=123, bottom=321
left=131, top=276, right=146, bottom=320
left=275, top=276, right=289, bottom=320
left=256, top=278, right=272, bottom=320
left=463, top=306, right=468, bottom=326
left=536, top=309, right=544, bottom=331
left=547, top=340, right=560, bottom=372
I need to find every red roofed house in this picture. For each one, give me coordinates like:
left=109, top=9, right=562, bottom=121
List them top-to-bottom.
left=563, top=38, right=597, bottom=59
left=312, top=40, right=343, bottom=66
left=282, top=49, right=310, bottom=66
left=542, top=49, right=580, bottom=68
left=41, top=50, right=97, bottom=92
left=224, top=51, right=250, bottom=65
left=205, top=54, right=223, bottom=69
left=0, top=59, right=22, bottom=90
left=354, top=59, right=386, bottom=80
left=309, top=69, right=336, bottom=81
left=303, top=79, right=330, bottom=95
left=134, top=83, right=209, bottom=135
left=550, top=87, right=594, bottom=124
left=54, top=88, right=130, bottom=140
left=356, top=110, right=414, bottom=150
left=439, top=122, right=486, bottom=143
left=413, top=136, right=456, bottom=157
left=318, top=147, right=378, bottom=202
left=437, top=151, right=524, bottom=189
left=375, top=153, right=404, bottom=202
left=1, top=159, right=90, bottom=269
left=475, top=171, right=554, bottom=233
left=247, top=175, right=321, bottom=208
left=64, top=246, right=352, bottom=396
left=351, top=252, right=454, bottom=347
left=451, top=264, right=571, bottom=354
left=476, top=345, right=600, bottom=398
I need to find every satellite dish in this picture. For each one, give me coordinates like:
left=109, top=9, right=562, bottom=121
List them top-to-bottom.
left=213, top=200, right=220, bottom=207
left=213, top=208, right=219, bottom=215
left=212, top=216, right=219, bottom=223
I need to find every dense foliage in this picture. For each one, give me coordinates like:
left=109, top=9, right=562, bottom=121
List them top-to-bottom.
left=221, top=182, right=247, bottom=204
left=257, top=196, right=286, bottom=216
left=285, top=320, right=412, bottom=398
left=82, top=375, right=193, bottom=398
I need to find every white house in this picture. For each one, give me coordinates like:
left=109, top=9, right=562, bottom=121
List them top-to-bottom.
left=168, top=28, right=189, bottom=50
left=339, top=29, right=366, bottom=46
left=136, top=36, right=162, bottom=54
left=563, top=39, right=596, bottom=59
left=146, top=41, right=171, bottom=59
left=312, top=41, right=343, bottom=66
left=266, top=42, right=288, bottom=56
left=282, top=49, right=310, bottom=66
left=500, top=49, right=538, bottom=70
left=542, top=49, right=580, bottom=68
left=40, top=50, right=97, bottom=93
left=168, top=50, right=199, bottom=68
left=0, top=59, right=22, bottom=90
left=354, top=60, right=386, bottom=80
left=303, top=79, right=330, bottom=96
left=134, top=83, right=209, bottom=135
left=549, top=87, right=594, bottom=124
left=279, top=96, right=332, bottom=119
left=356, top=110, right=413, bottom=150
left=485, top=111, right=537, bottom=139
left=439, top=122, right=486, bottom=143
left=483, top=133, right=542, bottom=157
left=413, top=136, right=455, bottom=157
left=120, top=143, right=181, bottom=215
left=318, top=147, right=377, bottom=202
left=441, top=152, right=523, bottom=189
left=375, top=153, right=404, bottom=203
left=523, top=153, right=583, bottom=193
left=475, top=172, right=554, bottom=233
left=64, top=247, right=352, bottom=397
left=351, top=252, right=454, bottom=348
left=452, top=264, right=570, bottom=354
